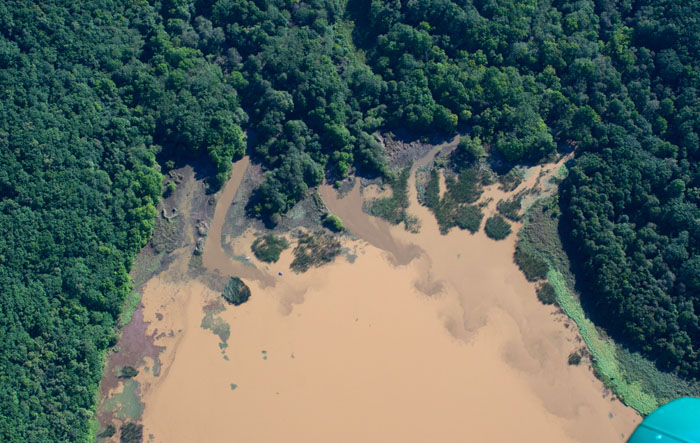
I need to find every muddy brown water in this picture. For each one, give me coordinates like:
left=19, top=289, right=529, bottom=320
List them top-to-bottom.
left=131, top=153, right=639, bottom=442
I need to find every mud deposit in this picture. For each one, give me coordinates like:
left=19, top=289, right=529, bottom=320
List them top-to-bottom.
left=100, top=153, right=640, bottom=442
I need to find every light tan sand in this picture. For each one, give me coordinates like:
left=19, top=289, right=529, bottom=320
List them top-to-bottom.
left=137, top=154, right=640, bottom=442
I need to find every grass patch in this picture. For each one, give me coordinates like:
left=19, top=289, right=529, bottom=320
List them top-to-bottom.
left=548, top=163, right=568, bottom=186
left=414, top=164, right=433, bottom=205
left=422, top=166, right=485, bottom=234
left=499, top=166, right=525, bottom=192
left=365, top=167, right=411, bottom=228
left=424, top=167, right=440, bottom=208
left=445, top=168, right=481, bottom=204
left=496, top=194, right=523, bottom=221
left=517, top=197, right=699, bottom=415
left=454, top=205, right=483, bottom=233
left=151, top=214, right=183, bottom=254
left=484, top=215, right=512, bottom=240
left=290, top=231, right=342, bottom=273
left=251, top=234, right=289, bottom=263
left=513, top=245, right=549, bottom=281
left=130, top=250, right=165, bottom=288
left=549, top=269, right=658, bottom=414
left=119, top=290, right=141, bottom=327
left=201, top=300, right=230, bottom=349
left=615, top=347, right=699, bottom=405
left=101, top=379, right=144, bottom=421
left=120, top=422, right=143, bottom=443
left=98, top=424, right=116, bottom=439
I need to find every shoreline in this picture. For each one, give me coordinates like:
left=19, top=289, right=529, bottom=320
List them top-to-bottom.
left=97, top=148, right=641, bottom=442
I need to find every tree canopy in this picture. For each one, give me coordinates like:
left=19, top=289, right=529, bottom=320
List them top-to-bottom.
left=4, top=0, right=700, bottom=439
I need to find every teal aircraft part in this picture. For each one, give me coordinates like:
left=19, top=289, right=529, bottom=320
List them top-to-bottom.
left=628, top=398, right=700, bottom=443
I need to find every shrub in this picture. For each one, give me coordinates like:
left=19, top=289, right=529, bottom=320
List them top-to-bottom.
left=452, top=135, right=486, bottom=168
left=366, top=167, right=410, bottom=225
left=425, top=167, right=484, bottom=235
left=499, top=167, right=525, bottom=192
left=424, top=168, right=440, bottom=209
left=446, top=168, right=481, bottom=204
left=164, top=180, right=176, bottom=197
left=496, top=195, right=523, bottom=221
left=454, top=205, right=483, bottom=233
left=323, top=213, right=345, bottom=232
left=484, top=215, right=512, bottom=240
left=291, top=232, right=342, bottom=273
left=251, top=234, right=289, bottom=263
left=513, top=245, right=549, bottom=281
left=222, top=277, right=251, bottom=306
left=536, top=281, right=557, bottom=305
left=568, top=351, right=582, bottom=365
left=119, top=366, right=139, bottom=379
left=120, top=422, right=143, bottom=443
left=98, top=424, right=116, bottom=438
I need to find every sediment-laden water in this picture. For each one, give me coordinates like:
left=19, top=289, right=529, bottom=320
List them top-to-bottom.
left=124, top=152, right=639, bottom=442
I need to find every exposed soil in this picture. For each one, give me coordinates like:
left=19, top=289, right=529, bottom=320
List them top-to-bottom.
left=379, top=131, right=459, bottom=170
left=96, top=163, right=216, bottom=441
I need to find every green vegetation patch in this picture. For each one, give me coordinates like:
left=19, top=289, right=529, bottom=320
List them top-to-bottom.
left=6, top=0, right=700, bottom=438
left=452, top=135, right=486, bottom=167
left=414, top=165, right=433, bottom=205
left=422, top=166, right=485, bottom=234
left=366, top=167, right=411, bottom=226
left=499, top=167, right=525, bottom=192
left=424, top=168, right=441, bottom=209
left=445, top=169, right=481, bottom=204
left=164, top=180, right=177, bottom=197
left=496, top=194, right=524, bottom=221
left=518, top=198, right=699, bottom=415
left=454, top=205, right=484, bottom=234
left=151, top=213, right=183, bottom=254
left=322, top=213, right=345, bottom=232
left=484, top=215, right=512, bottom=240
left=290, top=232, right=342, bottom=273
left=251, top=234, right=290, bottom=263
left=513, top=245, right=549, bottom=282
left=548, top=269, right=657, bottom=415
left=222, top=277, right=251, bottom=306
left=535, top=281, right=557, bottom=305
left=120, top=291, right=142, bottom=328
left=201, top=300, right=231, bottom=349
left=614, top=347, right=700, bottom=406
left=568, top=351, right=582, bottom=366
left=119, top=366, right=139, bottom=379
left=101, top=379, right=145, bottom=422
left=120, top=422, right=143, bottom=443
left=98, top=424, right=116, bottom=439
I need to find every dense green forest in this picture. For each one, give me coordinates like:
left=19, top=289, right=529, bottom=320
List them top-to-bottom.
left=0, top=0, right=245, bottom=440
left=2, top=0, right=700, bottom=439
left=559, top=1, right=700, bottom=377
